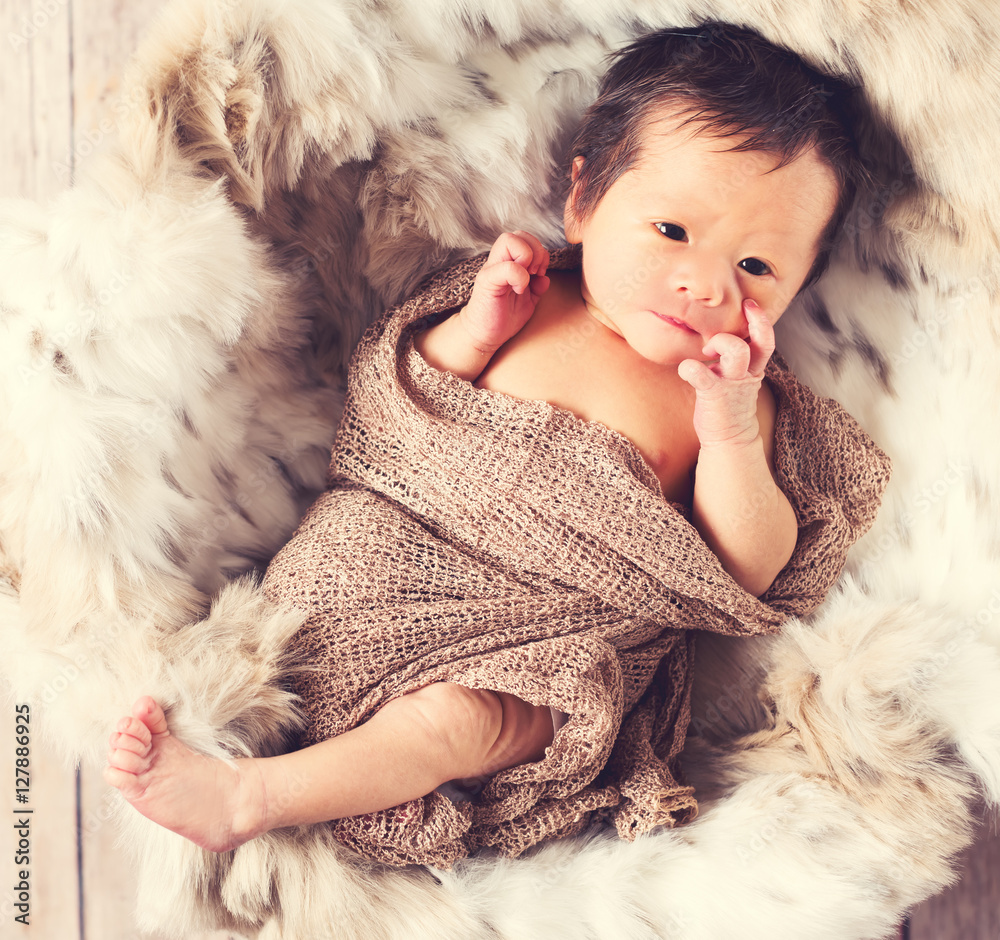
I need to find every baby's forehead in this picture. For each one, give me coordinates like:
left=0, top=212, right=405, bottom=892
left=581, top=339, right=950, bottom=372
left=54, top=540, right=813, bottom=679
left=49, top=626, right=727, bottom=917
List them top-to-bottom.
left=634, top=106, right=780, bottom=163
left=633, top=115, right=840, bottom=197
left=622, top=127, right=839, bottom=243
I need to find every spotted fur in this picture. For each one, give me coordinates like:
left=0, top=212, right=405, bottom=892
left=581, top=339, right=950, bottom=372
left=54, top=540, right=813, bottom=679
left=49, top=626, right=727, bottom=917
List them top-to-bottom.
left=2, top=0, right=1000, bottom=936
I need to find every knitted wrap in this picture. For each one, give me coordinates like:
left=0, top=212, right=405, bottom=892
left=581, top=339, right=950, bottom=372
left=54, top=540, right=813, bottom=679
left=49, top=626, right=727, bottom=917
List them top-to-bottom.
left=261, top=247, right=892, bottom=868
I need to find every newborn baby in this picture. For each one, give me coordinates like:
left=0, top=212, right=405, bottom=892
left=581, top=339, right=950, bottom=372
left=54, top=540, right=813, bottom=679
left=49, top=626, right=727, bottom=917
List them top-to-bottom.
left=102, top=23, right=884, bottom=863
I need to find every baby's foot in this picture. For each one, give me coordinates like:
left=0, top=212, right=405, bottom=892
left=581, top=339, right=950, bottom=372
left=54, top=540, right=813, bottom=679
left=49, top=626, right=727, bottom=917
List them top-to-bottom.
left=102, top=696, right=266, bottom=852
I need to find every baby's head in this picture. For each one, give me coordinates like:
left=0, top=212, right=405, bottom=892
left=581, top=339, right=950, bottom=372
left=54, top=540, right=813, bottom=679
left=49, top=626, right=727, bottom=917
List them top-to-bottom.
left=562, top=22, right=868, bottom=361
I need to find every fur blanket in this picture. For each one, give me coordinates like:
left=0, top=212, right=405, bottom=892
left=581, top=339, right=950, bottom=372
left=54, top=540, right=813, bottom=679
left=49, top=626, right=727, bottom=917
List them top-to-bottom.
left=1, top=0, right=999, bottom=937
left=261, top=246, right=890, bottom=868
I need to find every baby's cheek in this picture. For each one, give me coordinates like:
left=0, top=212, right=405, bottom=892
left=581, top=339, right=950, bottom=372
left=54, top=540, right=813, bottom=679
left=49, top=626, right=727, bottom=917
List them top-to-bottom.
left=766, top=285, right=798, bottom=322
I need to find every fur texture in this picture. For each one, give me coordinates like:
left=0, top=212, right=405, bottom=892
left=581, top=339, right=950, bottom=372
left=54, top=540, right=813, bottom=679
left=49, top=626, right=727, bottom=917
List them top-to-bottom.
left=2, top=0, right=999, bottom=936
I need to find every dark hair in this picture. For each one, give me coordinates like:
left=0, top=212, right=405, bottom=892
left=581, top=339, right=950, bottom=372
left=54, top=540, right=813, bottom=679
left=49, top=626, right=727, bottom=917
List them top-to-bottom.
left=567, top=22, right=871, bottom=291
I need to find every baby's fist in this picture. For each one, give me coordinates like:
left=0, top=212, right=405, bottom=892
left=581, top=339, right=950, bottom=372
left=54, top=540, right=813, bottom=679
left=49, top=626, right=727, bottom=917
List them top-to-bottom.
left=459, top=231, right=550, bottom=353
left=679, top=299, right=775, bottom=448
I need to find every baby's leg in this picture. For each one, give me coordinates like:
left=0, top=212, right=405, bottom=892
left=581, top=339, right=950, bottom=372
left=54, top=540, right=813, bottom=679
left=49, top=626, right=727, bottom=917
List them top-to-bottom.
left=104, top=684, right=554, bottom=852
left=102, top=696, right=263, bottom=853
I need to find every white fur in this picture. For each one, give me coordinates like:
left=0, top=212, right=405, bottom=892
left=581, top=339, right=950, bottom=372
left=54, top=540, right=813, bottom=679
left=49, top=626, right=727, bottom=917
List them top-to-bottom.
left=2, top=0, right=999, bottom=936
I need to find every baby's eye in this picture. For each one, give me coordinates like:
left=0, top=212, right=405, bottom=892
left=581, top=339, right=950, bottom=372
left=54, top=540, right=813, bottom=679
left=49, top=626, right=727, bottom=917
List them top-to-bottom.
left=654, top=222, right=687, bottom=241
left=739, top=258, right=772, bottom=277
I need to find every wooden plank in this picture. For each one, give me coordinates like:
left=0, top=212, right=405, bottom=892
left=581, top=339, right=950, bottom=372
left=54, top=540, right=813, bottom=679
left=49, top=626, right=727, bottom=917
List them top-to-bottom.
left=0, top=0, right=73, bottom=202
left=0, top=0, right=36, bottom=199
left=68, top=0, right=162, bottom=187
left=1, top=1, right=80, bottom=935
left=66, top=1, right=222, bottom=935
left=79, top=767, right=248, bottom=940
left=79, top=769, right=150, bottom=940
left=910, top=821, right=1000, bottom=939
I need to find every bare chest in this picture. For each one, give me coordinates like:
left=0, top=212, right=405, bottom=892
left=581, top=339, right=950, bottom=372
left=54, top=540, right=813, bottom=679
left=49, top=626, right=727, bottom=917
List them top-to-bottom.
left=472, top=280, right=701, bottom=506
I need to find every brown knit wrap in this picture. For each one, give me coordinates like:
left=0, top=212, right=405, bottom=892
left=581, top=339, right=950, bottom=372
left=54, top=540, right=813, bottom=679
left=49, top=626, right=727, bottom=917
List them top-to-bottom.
left=261, top=246, right=892, bottom=869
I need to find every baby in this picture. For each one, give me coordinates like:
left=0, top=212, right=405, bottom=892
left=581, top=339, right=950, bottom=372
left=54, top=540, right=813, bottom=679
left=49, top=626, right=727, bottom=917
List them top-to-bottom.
left=104, top=24, right=869, bottom=855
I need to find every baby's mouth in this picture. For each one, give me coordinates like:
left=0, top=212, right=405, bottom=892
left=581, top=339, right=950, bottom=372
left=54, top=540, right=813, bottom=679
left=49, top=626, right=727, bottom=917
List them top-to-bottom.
left=651, top=311, right=699, bottom=335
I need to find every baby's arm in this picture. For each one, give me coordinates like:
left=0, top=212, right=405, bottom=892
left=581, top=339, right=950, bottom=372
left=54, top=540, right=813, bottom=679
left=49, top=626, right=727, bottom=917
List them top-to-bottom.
left=414, top=231, right=550, bottom=381
left=679, top=300, right=798, bottom=597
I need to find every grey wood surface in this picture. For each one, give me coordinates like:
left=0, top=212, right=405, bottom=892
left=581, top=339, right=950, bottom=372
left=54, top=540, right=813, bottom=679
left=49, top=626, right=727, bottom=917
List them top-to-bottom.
left=0, top=1, right=994, bottom=937
left=1, top=7, right=233, bottom=940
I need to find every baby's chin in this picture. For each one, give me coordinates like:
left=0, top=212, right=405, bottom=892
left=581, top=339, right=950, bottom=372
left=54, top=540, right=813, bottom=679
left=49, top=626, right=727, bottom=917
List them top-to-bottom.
left=620, top=330, right=707, bottom=371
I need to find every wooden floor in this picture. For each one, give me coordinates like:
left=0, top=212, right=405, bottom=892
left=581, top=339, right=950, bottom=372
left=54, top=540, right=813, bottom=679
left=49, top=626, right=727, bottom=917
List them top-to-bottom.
left=0, top=1, right=997, bottom=937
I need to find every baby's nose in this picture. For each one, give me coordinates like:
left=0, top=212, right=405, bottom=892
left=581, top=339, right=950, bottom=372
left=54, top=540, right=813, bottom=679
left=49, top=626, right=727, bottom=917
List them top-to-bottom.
left=670, top=256, right=727, bottom=308
left=677, top=283, right=723, bottom=307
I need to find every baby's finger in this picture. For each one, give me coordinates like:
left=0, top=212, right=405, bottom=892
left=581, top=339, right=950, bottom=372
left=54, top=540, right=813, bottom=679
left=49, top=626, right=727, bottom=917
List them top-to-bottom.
left=508, top=230, right=549, bottom=276
left=487, top=231, right=532, bottom=268
left=485, top=232, right=525, bottom=269
left=479, top=258, right=531, bottom=296
left=528, top=273, right=550, bottom=301
left=744, top=299, right=776, bottom=376
left=702, top=332, right=750, bottom=379
left=677, top=357, right=718, bottom=392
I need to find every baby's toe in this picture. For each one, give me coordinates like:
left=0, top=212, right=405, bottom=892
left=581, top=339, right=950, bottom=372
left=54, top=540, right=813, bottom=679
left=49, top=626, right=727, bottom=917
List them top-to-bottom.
left=132, top=696, right=169, bottom=735
left=118, top=715, right=152, bottom=746
left=111, top=728, right=151, bottom=757
left=107, top=745, right=151, bottom=775
left=102, top=763, right=145, bottom=799
left=102, top=763, right=125, bottom=789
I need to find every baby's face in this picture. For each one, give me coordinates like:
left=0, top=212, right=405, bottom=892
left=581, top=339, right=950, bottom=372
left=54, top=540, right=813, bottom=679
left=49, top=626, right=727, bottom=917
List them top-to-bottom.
left=564, top=110, right=839, bottom=366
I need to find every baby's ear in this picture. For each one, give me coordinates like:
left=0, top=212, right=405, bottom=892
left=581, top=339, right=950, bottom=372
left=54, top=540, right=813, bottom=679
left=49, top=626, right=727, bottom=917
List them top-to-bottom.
left=563, top=156, right=586, bottom=244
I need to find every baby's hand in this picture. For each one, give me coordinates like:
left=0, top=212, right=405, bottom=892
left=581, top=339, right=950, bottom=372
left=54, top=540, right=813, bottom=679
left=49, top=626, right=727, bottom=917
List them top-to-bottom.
left=457, top=231, right=550, bottom=354
left=677, top=299, right=774, bottom=448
